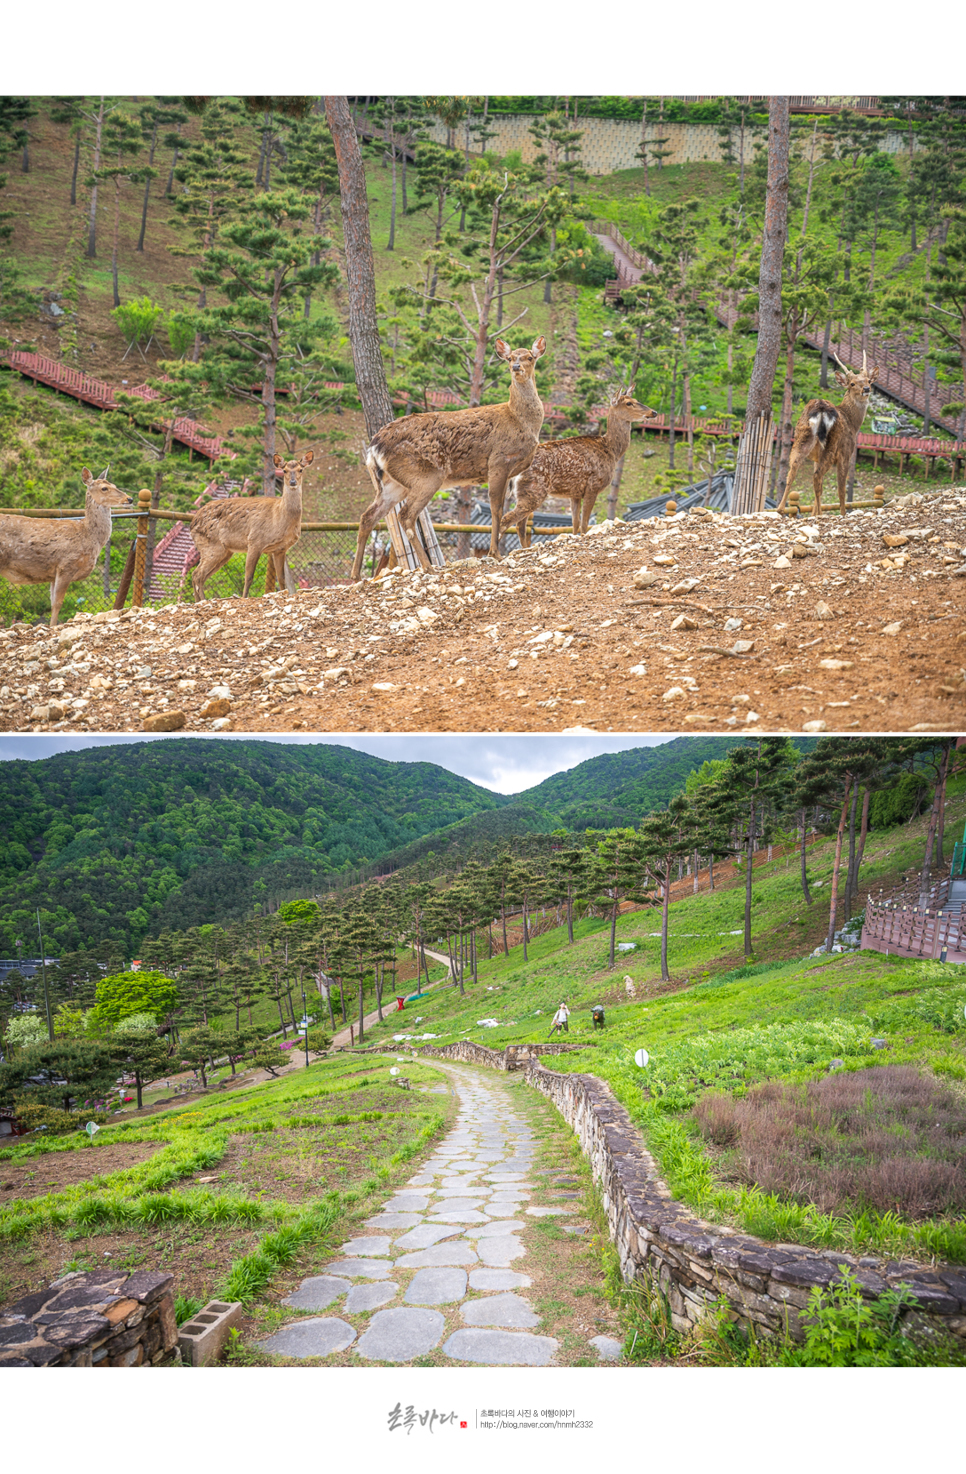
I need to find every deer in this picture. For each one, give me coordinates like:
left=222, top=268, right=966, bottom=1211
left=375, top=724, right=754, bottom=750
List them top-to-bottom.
left=351, top=337, right=547, bottom=580
left=777, top=351, right=878, bottom=517
left=507, top=386, right=657, bottom=546
left=190, top=451, right=314, bottom=601
left=0, top=467, right=131, bottom=627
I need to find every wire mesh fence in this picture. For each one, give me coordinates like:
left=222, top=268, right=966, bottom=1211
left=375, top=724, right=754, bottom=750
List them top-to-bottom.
left=0, top=498, right=585, bottom=625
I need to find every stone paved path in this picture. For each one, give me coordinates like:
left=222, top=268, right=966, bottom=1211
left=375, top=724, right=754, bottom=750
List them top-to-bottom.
left=256, top=1062, right=616, bottom=1366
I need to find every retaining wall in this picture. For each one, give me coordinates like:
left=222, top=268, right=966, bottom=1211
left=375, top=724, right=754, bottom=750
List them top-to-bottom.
left=421, top=1041, right=966, bottom=1343
left=0, top=1268, right=180, bottom=1367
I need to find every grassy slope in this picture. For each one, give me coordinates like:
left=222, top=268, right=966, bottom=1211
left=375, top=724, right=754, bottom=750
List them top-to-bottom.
left=353, top=775, right=966, bottom=1259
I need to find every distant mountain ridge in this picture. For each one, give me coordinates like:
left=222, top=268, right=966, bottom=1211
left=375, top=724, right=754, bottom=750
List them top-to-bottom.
left=0, top=736, right=811, bottom=953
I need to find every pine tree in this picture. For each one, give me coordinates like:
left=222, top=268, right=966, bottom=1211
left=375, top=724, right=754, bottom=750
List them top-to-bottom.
left=180, top=187, right=337, bottom=492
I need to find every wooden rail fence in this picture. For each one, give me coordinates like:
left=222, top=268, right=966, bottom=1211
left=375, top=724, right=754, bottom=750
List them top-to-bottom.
left=860, top=876, right=966, bottom=963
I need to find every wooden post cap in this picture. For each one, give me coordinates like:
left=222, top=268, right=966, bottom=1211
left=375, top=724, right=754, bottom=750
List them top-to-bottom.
left=873, top=484, right=884, bottom=504
left=138, top=487, right=152, bottom=509
left=665, top=499, right=677, bottom=516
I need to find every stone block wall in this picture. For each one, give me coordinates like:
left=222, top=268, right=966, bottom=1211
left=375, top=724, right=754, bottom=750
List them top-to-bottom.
left=420, top=117, right=918, bottom=177
left=420, top=1039, right=966, bottom=1343
left=420, top=1039, right=587, bottom=1072
left=0, top=1268, right=180, bottom=1367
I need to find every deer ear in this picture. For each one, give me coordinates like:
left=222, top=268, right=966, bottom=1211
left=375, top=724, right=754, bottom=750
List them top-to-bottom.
left=532, top=336, right=546, bottom=359
left=495, top=339, right=509, bottom=360
left=833, top=372, right=847, bottom=386
left=301, top=450, right=314, bottom=465
left=273, top=454, right=283, bottom=467
left=81, top=468, right=92, bottom=484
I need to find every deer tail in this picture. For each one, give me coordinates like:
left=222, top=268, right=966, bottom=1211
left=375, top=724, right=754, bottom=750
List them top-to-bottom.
left=808, top=407, right=837, bottom=447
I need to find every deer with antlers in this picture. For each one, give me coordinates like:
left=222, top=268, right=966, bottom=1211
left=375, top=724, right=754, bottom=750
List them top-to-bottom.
left=352, top=338, right=546, bottom=580
left=777, top=351, right=878, bottom=517
left=507, top=386, right=657, bottom=546
left=191, top=451, right=314, bottom=600
left=0, top=467, right=131, bottom=627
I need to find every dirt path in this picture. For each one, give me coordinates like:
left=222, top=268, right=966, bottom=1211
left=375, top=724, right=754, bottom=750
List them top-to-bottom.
left=3, top=489, right=964, bottom=735
left=251, top=1060, right=622, bottom=1366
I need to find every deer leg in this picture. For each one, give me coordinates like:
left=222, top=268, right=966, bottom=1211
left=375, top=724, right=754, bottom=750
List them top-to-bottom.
left=777, top=448, right=803, bottom=514
left=836, top=458, right=848, bottom=518
left=351, top=466, right=399, bottom=582
left=813, top=466, right=824, bottom=519
left=487, top=473, right=510, bottom=560
left=581, top=488, right=599, bottom=535
left=570, top=496, right=581, bottom=536
left=191, top=541, right=233, bottom=601
left=241, top=546, right=264, bottom=598
left=276, top=551, right=297, bottom=594
left=49, top=570, right=70, bottom=628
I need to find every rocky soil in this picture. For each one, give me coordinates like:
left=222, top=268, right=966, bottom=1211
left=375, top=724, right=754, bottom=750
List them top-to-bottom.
left=2, top=490, right=965, bottom=736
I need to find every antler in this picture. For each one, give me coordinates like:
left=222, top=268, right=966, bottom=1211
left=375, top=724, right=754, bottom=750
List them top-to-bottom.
left=862, top=348, right=867, bottom=374
left=831, top=352, right=850, bottom=374
left=99, top=464, right=111, bottom=481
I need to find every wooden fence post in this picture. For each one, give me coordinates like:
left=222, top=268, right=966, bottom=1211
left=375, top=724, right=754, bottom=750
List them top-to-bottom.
left=731, top=412, right=774, bottom=515
left=132, top=488, right=151, bottom=608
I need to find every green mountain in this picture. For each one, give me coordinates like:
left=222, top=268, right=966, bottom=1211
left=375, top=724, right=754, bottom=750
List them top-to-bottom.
left=0, top=736, right=820, bottom=955
left=0, top=739, right=509, bottom=951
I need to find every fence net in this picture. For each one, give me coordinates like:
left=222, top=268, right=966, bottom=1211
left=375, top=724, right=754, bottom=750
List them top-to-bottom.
left=0, top=500, right=576, bottom=625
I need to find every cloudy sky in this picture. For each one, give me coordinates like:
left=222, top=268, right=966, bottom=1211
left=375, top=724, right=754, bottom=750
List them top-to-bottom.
left=0, top=732, right=678, bottom=794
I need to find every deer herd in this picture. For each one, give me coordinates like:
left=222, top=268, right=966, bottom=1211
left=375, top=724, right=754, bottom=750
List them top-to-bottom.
left=0, top=345, right=880, bottom=627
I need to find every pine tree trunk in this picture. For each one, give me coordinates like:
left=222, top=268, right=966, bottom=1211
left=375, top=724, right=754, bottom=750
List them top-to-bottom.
left=325, top=96, right=395, bottom=439
left=87, top=97, right=105, bottom=258
left=746, top=98, right=790, bottom=420
left=137, top=123, right=158, bottom=252
left=70, top=133, right=81, bottom=207
left=111, top=175, right=121, bottom=308
left=776, top=331, right=797, bottom=498
left=919, top=747, right=950, bottom=903
left=844, top=781, right=859, bottom=921
left=826, top=784, right=852, bottom=951
left=852, top=787, right=871, bottom=905
left=743, top=804, right=756, bottom=960
left=800, top=809, right=813, bottom=904
left=660, top=872, right=671, bottom=982
left=567, top=885, right=574, bottom=944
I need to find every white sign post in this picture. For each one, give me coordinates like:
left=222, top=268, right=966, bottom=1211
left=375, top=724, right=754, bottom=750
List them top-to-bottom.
left=634, top=1048, right=650, bottom=1069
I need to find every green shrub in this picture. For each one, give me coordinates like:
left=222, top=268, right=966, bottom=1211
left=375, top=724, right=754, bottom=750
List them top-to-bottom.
left=111, top=297, right=165, bottom=352
left=11, top=1099, right=110, bottom=1136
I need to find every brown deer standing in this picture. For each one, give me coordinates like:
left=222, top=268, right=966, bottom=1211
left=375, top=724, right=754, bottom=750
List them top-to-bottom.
left=351, top=337, right=546, bottom=580
left=777, top=352, right=877, bottom=517
left=507, top=387, right=657, bottom=546
left=190, top=451, right=314, bottom=600
left=0, top=467, right=131, bottom=627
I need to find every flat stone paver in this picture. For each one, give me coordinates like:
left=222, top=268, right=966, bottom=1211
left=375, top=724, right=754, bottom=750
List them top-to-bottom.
left=268, top=1059, right=584, bottom=1366
left=388, top=1194, right=430, bottom=1212
left=365, top=1212, right=422, bottom=1230
left=468, top=1219, right=524, bottom=1238
left=394, top=1224, right=462, bottom=1251
left=476, top=1235, right=525, bottom=1266
left=339, top=1236, right=393, bottom=1256
left=396, top=1243, right=479, bottom=1268
left=325, top=1259, right=393, bottom=1279
left=405, top=1268, right=468, bottom=1305
left=468, top=1268, right=532, bottom=1291
left=281, top=1275, right=350, bottom=1310
left=345, top=1281, right=398, bottom=1312
left=461, top=1293, right=540, bottom=1328
left=355, top=1307, right=445, bottom=1362
left=257, top=1318, right=356, bottom=1358
left=442, top=1328, right=558, bottom=1366
left=590, top=1335, right=623, bottom=1361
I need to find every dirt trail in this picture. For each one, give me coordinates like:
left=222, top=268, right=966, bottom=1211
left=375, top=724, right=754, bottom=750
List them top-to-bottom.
left=2, top=489, right=965, bottom=735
